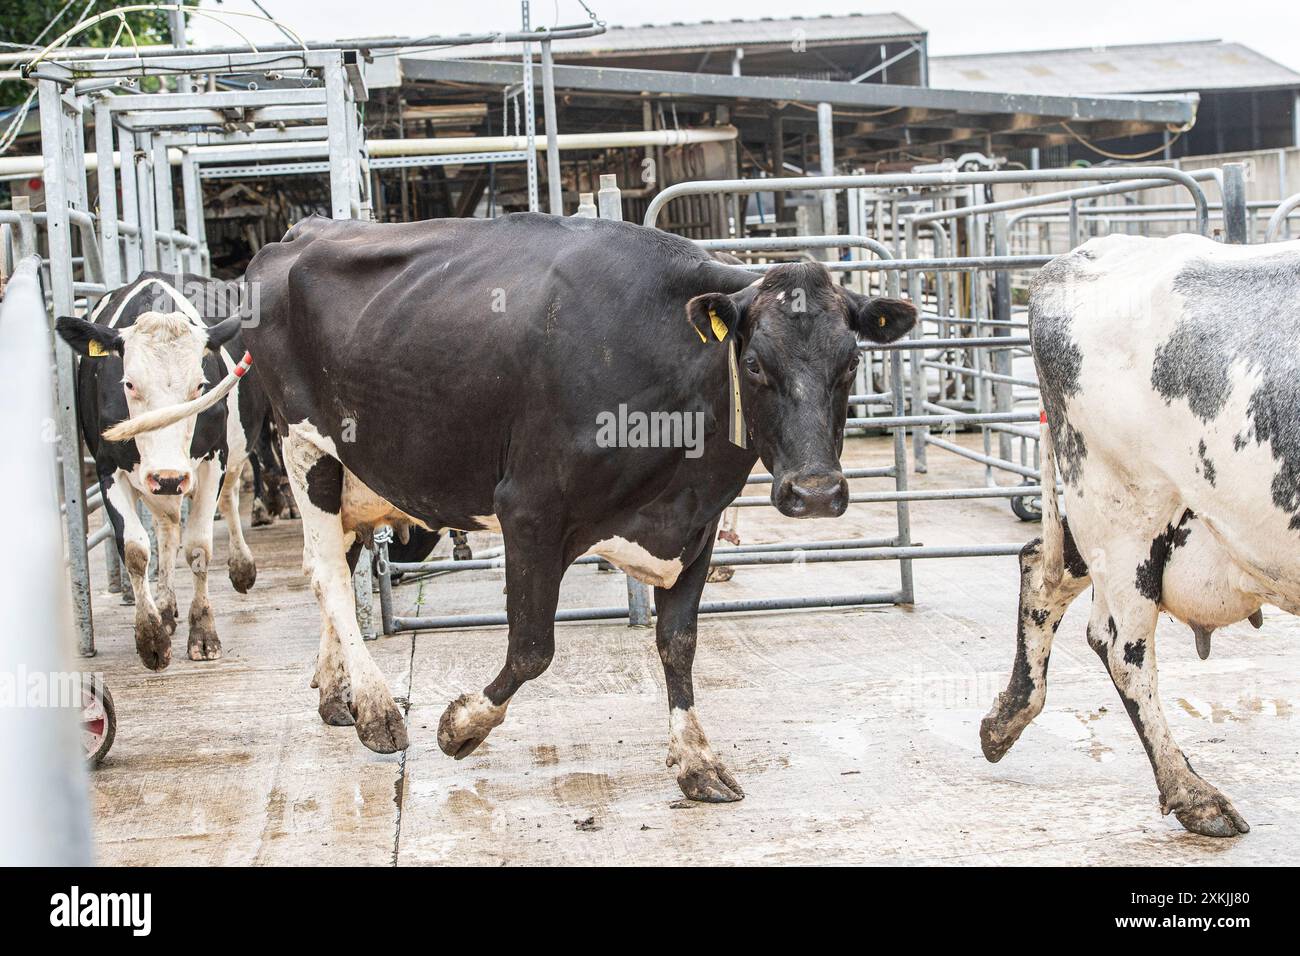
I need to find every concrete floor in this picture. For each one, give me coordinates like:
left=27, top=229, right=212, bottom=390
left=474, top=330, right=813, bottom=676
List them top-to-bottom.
left=84, top=434, right=1300, bottom=865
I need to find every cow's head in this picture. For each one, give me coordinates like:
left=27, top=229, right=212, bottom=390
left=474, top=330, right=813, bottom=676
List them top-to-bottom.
left=687, top=261, right=915, bottom=517
left=57, top=311, right=242, bottom=495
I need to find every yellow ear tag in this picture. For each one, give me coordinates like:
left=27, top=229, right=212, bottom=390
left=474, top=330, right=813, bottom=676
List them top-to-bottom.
left=709, top=309, right=729, bottom=342
left=691, top=321, right=707, bottom=343
left=87, top=339, right=108, bottom=357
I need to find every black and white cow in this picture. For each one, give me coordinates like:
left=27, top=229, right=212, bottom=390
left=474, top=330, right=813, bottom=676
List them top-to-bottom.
left=113, top=213, right=915, bottom=801
left=982, top=234, right=1300, bottom=837
left=56, top=273, right=271, bottom=670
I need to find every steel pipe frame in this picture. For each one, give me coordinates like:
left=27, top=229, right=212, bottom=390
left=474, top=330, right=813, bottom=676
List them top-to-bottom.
left=644, top=168, right=1212, bottom=236
left=1266, top=192, right=1300, bottom=242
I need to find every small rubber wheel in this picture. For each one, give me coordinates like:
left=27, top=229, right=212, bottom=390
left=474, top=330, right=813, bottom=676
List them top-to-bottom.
left=1010, top=480, right=1042, bottom=522
left=82, top=675, right=116, bottom=766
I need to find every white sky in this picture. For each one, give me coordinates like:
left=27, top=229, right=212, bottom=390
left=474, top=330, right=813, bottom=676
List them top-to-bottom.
left=189, top=0, right=1300, bottom=73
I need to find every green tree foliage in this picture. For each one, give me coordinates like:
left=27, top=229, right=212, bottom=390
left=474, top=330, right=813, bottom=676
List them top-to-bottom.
left=1, top=1, right=183, bottom=106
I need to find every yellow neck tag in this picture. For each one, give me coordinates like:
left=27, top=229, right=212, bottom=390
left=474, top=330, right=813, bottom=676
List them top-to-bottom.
left=709, top=309, right=729, bottom=341
left=87, top=339, right=108, bottom=357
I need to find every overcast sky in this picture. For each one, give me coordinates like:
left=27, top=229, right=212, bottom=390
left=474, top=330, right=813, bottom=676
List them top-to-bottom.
left=190, top=0, right=1300, bottom=73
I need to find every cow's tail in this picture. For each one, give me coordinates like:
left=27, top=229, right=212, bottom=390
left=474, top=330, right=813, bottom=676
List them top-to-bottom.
left=103, top=352, right=253, bottom=442
left=1038, top=404, right=1064, bottom=590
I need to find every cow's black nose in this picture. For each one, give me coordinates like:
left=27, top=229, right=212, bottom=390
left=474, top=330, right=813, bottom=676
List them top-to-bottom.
left=147, top=471, right=189, bottom=495
left=774, top=472, right=848, bottom=518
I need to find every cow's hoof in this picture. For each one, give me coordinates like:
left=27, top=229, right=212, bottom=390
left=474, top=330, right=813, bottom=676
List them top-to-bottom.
left=251, top=499, right=274, bottom=528
left=228, top=554, right=257, bottom=594
left=705, top=566, right=734, bottom=583
left=158, top=598, right=178, bottom=637
left=186, top=605, right=222, bottom=661
left=135, top=614, right=172, bottom=671
left=319, top=689, right=355, bottom=727
left=351, top=690, right=408, bottom=754
left=437, top=692, right=508, bottom=759
left=979, top=704, right=1025, bottom=763
left=675, top=762, right=745, bottom=803
left=1165, top=780, right=1250, bottom=837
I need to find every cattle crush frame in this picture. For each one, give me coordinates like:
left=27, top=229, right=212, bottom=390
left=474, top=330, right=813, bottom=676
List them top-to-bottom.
left=4, top=8, right=604, bottom=659
left=11, top=42, right=370, bottom=657
left=375, top=164, right=1251, bottom=633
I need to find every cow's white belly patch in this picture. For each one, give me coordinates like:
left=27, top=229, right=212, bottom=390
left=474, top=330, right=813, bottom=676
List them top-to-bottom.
left=470, top=514, right=502, bottom=533
left=584, top=536, right=683, bottom=588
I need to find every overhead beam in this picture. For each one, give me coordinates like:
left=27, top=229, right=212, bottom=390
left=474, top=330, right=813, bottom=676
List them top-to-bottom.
left=400, top=56, right=1198, bottom=127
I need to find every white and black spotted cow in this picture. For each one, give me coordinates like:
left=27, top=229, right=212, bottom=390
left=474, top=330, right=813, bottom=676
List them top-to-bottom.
left=110, top=214, right=916, bottom=802
left=981, top=234, right=1300, bottom=837
left=55, top=273, right=269, bottom=670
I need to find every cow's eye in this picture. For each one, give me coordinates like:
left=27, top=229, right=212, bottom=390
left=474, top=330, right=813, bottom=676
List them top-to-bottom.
left=846, top=354, right=861, bottom=376
left=744, top=355, right=761, bottom=375
left=123, top=381, right=136, bottom=394
left=191, top=382, right=206, bottom=398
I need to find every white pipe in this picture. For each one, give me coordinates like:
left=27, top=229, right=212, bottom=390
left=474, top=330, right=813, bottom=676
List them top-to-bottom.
left=0, top=126, right=738, bottom=179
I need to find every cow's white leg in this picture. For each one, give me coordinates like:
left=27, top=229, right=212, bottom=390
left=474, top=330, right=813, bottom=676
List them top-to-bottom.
left=283, top=426, right=407, bottom=752
left=183, top=457, right=222, bottom=661
left=219, top=457, right=257, bottom=593
left=110, top=476, right=172, bottom=671
left=144, top=494, right=182, bottom=640
left=437, top=502, right=562, bottom=760
left=656, top=524, right=743, bottom=802
left=981, top=524, right=1091, bottom=762
left=1087, top=530, right=1250, bottom=838
left=310, top=615, right=354, bottom=726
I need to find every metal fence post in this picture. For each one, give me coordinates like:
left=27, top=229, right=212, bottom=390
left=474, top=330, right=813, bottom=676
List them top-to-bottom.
left=520, top=2, right=539, bottom=213
left=540, top=39, right=563, bottom=215
left=324, top=54, right=355, bottom=221
left=38, top=78, right=95, bottom=658
left=93, top=98, right=122, bottom=287
left=816, top=102, right=838, bottom=253
left=1222, top=162, right=1249, bottom=244
left=593, top=173, right=651, bottom=624
left=991, top=213, right=1013, bottom=465
left=905, top=218, right=927, bottom=473
left=374, top=526, right=395, bottom=636
left=354, top=546, right=376, bottom=641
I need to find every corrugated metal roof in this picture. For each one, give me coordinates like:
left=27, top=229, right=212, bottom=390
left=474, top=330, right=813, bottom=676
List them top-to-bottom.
left=439, top=13, right=924, bottom=59
left=930, top=40, right=1300, bottom=95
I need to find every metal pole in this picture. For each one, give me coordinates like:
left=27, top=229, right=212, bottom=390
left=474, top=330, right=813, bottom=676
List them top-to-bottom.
left=521, top=2, right=539, bottom=212
left=540, top=39, right=563, bottom=215
left=323, top=55, right=354, bottom=220
left=38, top=79, right=95, bottom=658
left=92, top=98, right=122, bottom=286
left=816, top=103, right=837, bottom=252
left=117, top=123, right=142, bottom=278
left=1222, top=162, right=1249, bottom=244
left=992, top=213, right=1013, bottom=465
left=354, top=546, right=375, bottom=641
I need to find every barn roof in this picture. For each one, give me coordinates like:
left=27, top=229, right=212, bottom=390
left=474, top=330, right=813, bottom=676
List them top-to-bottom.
left=448, top=13, right=926, bottom=58
left=930, top=40, right=1300, bottom=95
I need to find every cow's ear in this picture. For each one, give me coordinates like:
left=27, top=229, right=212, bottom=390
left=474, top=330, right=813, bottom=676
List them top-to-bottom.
left=841, top=290, right=917, bottom=344
left=686, top=291, right=744, bottom=345
left=205, top=314, right=243, bottom=352
left=55, top=316, right=123, bottom=358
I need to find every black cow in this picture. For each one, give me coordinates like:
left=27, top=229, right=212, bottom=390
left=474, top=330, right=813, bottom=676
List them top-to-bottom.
left=119, top=214, right=915, bottom=801
left=55, top=273, right=273, bottom=670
